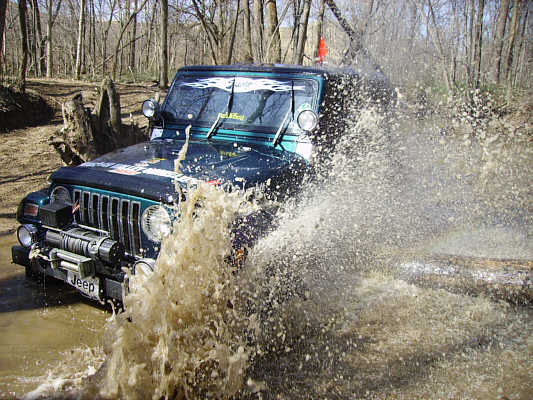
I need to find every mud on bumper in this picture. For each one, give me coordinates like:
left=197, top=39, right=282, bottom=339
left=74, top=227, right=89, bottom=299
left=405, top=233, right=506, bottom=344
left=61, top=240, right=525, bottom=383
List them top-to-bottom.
left=12, top=245, right=124, bottom=302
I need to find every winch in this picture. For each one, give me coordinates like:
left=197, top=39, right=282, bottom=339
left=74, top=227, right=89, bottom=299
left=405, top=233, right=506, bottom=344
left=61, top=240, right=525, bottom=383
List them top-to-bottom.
left=45, top=227, right=124, bottom=265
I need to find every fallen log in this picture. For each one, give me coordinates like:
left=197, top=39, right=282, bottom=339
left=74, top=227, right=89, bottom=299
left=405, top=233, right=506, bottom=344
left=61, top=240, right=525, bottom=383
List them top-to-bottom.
left=50, top=77, right=147, bottom=166
left=395, top=253, right=533, bottom=305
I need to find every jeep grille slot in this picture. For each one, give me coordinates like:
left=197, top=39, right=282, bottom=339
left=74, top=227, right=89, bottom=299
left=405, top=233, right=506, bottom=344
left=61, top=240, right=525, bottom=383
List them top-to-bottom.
left=72, top=189, right=142, bottom=256
left=73, top=190, right=81, bottom=223
left=82, top=192, right=90, bottom=224
left=90, top=193, right=99, bottom=227
left=100, top=196, right=109, bottom=232
left=110, top=198, right=119, bottom=241
left=120, top=200, right=131, bottom=253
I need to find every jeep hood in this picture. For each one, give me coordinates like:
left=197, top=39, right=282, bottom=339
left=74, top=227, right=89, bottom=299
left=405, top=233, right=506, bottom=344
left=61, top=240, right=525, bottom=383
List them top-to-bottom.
left=50, top=139, right=304, bottom=202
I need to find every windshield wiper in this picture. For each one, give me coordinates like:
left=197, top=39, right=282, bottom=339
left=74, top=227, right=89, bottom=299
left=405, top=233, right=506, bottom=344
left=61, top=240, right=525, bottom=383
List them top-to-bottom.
left=207, top=77, right=236, bottom=140
left=272, top=81, right=294, bottom=147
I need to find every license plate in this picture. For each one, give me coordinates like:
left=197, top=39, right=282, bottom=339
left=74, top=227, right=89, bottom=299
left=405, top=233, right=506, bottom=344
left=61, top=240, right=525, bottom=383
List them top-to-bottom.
left=67, top=271, right=101, bottom=301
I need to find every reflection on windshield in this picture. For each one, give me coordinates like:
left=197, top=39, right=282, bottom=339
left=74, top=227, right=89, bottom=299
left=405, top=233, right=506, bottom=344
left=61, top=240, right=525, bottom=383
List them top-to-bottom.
left=162, top=76, right=317, bottom=134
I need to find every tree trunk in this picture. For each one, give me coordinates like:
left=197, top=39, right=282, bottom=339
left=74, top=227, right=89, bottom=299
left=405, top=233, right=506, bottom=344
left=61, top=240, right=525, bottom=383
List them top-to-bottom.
left=0, top=0, right=7, bottom=70
left=18, top=0, right=29, bottom=92
left=33, top=0, right=45, bottom=76
left=45, top=0, right=60, bottom=78
left=75, top=0, right=86, bottom=80
left=102, top=0, right=117, bottom=75
left=130, top=0, right=138, bottom=72
left=145, top=0, right=157, bottom=70
left=159, top=0, right=168, bottom=88
left=191, top=0, right=219, bottom=65
left=216, top=0, right=224, bottom=62
left=226, top=0, right=241, bottom=64
left=242, top=0, right=253, bottom=62
left=253, top=0, right=264, bottom=62
left=265, top=0, right=281, bottom=63
left=291, top=0, right=300, bottom=62
left=294, top=0, right=311, bottom=64
left=314, top=0, right=326, bottom=61
left=324, top=0, right=383, bottom=72
left=425, top=0, right=452, bottom=90
left=467, top=0, right=475, bottom=86
left=472, top=0, right=485, bottom=88
left=490, top=0, right=510, bottom=84
left=505, top=0, right=521, bottom=83
left=512, top=5, right=528, bottom=87
left=94, top=77, right=122, bottom=147
left=50, top=78, right=147, bottom=166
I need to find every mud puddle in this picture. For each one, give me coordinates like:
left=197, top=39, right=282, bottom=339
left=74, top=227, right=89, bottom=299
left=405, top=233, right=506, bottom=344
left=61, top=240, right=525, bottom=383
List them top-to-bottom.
left=0, top=235, right=107, bottom=399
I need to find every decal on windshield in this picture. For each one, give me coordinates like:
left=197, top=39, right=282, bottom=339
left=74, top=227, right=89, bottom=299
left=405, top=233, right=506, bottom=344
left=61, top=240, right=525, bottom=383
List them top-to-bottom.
left=182, top=77, right=305, bottom=93
left=218, top=112, right=245, bottom=121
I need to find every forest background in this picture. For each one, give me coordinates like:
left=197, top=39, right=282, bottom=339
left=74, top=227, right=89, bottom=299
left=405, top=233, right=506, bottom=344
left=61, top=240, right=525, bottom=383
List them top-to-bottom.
left=0, top=0, right=530, bottom=101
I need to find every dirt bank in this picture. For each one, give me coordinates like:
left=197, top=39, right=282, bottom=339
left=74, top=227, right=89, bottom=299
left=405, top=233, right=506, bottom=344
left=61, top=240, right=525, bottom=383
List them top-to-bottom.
left=0, top=78, right=160, bottom=235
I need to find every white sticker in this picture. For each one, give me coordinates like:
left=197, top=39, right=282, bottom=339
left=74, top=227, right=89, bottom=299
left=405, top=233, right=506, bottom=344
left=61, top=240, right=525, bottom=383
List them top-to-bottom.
left=182, top=77, right=305, bottom=93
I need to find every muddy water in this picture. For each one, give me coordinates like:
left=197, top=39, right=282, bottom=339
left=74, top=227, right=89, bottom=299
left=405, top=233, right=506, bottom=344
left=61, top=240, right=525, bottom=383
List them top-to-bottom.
left=1, top=101, right=532, bottom=399
left=0, top=235, right=107, bottom=399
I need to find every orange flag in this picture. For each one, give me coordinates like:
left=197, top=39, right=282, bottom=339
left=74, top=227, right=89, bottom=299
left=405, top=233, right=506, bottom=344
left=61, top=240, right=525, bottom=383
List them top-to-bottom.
left=318, top=36, right=327, bottom=63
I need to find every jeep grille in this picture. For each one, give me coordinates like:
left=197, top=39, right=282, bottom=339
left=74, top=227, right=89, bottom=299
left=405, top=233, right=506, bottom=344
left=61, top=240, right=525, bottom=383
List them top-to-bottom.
left=73, top=189, right=142, bottom=257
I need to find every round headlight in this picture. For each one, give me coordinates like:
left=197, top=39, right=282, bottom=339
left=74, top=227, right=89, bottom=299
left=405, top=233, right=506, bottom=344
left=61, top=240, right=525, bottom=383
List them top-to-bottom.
left=142, top=99, right=159, bottom=119
left=297, top=110, right=318, bottom=131
left=50, top=186, right=72, bottom=205
left=141, top=205, right=171, bottom=242
left=17, top=225, right=37, bottom=248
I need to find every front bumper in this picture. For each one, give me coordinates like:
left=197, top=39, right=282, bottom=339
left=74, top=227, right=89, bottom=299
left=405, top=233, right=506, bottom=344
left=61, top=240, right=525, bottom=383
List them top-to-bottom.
left=12, top=245, right=124, bottom=302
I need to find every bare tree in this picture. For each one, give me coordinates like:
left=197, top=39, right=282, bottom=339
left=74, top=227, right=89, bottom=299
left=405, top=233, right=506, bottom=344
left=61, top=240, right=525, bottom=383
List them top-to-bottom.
left=0, top=0, right=7, bottom=70
left=18, top=0, right=29, bottom=91
left=30, top=0, right=44, bottom=76
left=75, top=0, right=86, bottom=80
left=102, top=0, right=117, bottom=75
left=111, top=0, right=149, bottom=80
left=130, top=0, right=138, bottom=72
left=144, top=0, right=158, bottom=70
left=160, top=0, right=168, bottom=87
left=191, top=0, right=219, bottom=64
left=227, top=0, right=241, bottom=64
left=242, top=0, right=253, bottom=62
left=253, top=0, right=264, bottom=62
left=265, top=0, right=281, bottom=63
left=294, top=0, right=310, bottom=64
left=314, top=0, right=326, bottom=61
left=324, top=0, right=382, bottom=72
left=417, top=0, right=454, bottom=90
left=472, top=0, right=485, bottom=88
left=490, top=0, right=510, bottom=84
left=505, top=0, right=521, bottom=83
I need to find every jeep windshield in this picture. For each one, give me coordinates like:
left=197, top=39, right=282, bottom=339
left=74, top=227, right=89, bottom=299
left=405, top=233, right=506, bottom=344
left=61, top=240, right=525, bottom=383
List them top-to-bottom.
left=160, top=75, right=318, bottom=136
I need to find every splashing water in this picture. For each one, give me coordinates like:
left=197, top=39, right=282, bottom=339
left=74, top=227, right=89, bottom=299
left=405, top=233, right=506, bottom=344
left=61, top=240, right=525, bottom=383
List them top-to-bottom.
left=22, top=83, right=532, bottom=399
left=98, top=183, right=258, bottom=399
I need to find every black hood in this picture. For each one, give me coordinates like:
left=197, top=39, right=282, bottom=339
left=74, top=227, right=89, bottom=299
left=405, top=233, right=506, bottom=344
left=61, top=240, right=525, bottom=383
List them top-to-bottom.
left=50, top=139, right=305, bottom=202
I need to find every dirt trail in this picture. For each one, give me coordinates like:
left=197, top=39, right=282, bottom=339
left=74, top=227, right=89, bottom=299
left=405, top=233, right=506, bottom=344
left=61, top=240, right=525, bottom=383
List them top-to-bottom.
left=0, top=79, right=159, bottom=235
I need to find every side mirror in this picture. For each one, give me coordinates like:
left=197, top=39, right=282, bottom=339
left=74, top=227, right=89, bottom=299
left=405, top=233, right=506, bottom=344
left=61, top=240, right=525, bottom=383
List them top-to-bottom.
left=142, top=99, right=161, bottom=121
left=297, top=110, right=318, bottom=132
